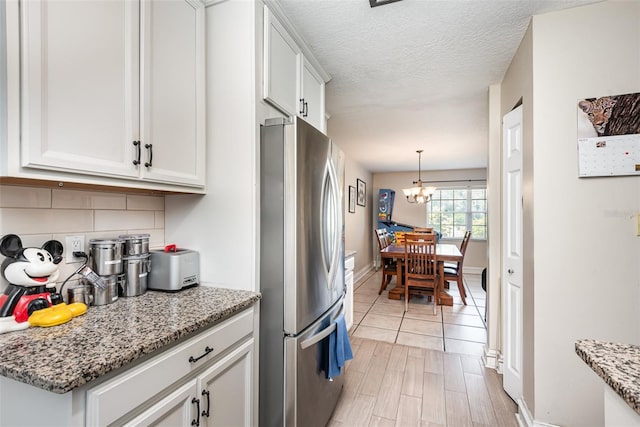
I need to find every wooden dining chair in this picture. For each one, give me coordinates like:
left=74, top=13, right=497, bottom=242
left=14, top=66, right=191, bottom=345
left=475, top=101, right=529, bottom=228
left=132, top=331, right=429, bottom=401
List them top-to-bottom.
left=375, top=229, right=399, bottom=294
left=443, top=230, right=471, bottom=304
left=404, top=233, right=439, bottom=314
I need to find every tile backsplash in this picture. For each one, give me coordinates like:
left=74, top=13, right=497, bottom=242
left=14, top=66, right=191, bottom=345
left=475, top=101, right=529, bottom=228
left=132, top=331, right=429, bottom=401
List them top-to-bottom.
left=0, top=185, right=165, bottom=291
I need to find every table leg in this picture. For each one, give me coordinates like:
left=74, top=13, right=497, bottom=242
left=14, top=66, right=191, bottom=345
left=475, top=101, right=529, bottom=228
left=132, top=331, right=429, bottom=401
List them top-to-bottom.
left=388, top=258, right=404, bottom=300
left=438, top=261, right=453, bottom=306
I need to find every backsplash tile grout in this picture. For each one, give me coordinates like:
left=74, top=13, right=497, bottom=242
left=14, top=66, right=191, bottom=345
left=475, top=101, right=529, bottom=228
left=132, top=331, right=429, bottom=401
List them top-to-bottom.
left=0, top=185, right=166, bottom=291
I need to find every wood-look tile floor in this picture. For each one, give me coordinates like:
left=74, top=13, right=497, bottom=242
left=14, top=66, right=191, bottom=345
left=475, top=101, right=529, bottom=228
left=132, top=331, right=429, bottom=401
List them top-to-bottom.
left=333, top=269, right=517, bottom=426
left=329, top=337, right=518, bottom=427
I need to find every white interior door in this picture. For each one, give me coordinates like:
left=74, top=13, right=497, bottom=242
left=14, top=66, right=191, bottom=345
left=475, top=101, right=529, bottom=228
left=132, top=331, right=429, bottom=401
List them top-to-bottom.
left=502, top=105, right=523, bottom=401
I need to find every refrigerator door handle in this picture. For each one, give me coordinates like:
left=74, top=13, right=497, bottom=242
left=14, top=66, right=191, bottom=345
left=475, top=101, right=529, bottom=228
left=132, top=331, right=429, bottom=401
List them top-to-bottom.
left=320, top=158, right=342, bottom=289
left=299, top=305, right=345, bottom=349
left=300, top=323, right=336, bottom=349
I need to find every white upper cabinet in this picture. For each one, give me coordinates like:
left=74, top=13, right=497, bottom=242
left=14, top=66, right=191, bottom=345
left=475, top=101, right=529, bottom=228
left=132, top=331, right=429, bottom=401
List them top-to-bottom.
left=16, top=0, right=205, bottom=189
left=21, top=0, right=140, bottom=179
left=139, top=0, right=205, bottom=187
left=263, top=5, right=327, bottom=133
left=263, top=6, right=300, bottom=118
left=300, top=56, right=325, bottom=133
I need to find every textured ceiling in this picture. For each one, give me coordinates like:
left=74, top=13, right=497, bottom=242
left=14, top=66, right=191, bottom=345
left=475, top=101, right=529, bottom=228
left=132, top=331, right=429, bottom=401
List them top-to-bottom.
left=277, top=0, right=599, bottom=173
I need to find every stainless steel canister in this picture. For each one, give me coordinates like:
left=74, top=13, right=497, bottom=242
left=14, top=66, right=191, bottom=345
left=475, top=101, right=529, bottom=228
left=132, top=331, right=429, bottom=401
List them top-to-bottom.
left=118, top=234, right=150, bottom=256
left=88, top=238, right=124, bottom=275
left=120, top=254, right=150, bottom=297
left=83, top=276, right=119, bottom=306
left=67, top=285, right=92, bottom=305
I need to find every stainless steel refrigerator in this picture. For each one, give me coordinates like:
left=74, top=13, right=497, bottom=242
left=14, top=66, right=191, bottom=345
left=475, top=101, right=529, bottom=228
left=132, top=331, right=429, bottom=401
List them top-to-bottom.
left=260, top=117, right=345, bottom=427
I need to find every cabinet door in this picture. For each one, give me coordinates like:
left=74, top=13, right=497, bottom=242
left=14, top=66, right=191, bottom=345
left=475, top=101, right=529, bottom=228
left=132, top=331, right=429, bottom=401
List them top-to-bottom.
left=21, top=0, right=140, bottom=178
left=140, top=0, right=205, bottom=187
left=263, top=6, right=300, bottom=117
left=300, top=56, right=326, bottom=133
left=198, top=339, right=254, bottom=427
left=123, top=380, right=198, bottom=427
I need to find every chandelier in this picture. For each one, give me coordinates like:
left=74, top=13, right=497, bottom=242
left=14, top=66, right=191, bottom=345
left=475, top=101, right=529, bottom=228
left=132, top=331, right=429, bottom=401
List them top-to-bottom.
left=402, top=150, right=437, bottom=204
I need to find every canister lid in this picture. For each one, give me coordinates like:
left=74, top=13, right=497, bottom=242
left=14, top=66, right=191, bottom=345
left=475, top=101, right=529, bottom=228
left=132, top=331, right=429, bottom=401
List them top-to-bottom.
left=118, top=234, right=150, bottom=241
left=89, top=238, right=124, bottom=245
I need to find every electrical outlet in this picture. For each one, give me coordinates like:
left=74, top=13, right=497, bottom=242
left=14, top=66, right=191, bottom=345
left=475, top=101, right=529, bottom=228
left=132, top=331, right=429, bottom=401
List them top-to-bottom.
left=65, top=235, right=85, bottom=264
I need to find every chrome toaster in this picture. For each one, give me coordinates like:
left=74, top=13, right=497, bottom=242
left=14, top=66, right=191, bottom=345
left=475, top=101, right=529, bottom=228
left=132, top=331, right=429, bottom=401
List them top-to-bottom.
left=148, top=247, right=199, bottom=292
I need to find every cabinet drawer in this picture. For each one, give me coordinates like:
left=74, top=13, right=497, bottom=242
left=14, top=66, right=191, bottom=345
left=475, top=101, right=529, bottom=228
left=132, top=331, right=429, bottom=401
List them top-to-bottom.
left=345, top=256, right=355, bottom=272
left=86, top=308, right=253, bottom=426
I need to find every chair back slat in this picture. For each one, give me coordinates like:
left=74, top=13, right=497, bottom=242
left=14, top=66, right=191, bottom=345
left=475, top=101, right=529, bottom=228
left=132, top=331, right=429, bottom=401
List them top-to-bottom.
left=404, top=233, right=437, bottom=280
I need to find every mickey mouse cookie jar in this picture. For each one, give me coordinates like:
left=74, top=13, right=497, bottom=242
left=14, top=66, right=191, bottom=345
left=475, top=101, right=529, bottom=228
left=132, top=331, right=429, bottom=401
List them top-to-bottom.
left=0, top=234, right=87, bottom=334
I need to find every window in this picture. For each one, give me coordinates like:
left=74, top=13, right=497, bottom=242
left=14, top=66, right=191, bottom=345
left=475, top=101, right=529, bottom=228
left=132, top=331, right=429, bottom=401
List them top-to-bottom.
left=427, top=187, right=487, bottom=239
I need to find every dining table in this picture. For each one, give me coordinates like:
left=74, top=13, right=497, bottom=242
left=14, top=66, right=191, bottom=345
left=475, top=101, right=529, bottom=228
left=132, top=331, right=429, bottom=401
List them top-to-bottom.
left=379, top=243, right=463, bottom=306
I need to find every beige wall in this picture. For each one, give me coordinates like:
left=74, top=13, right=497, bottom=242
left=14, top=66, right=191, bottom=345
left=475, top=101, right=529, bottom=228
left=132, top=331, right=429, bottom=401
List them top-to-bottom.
left=497, top=1, right=640, bottom=425
left=531, top=2, right=640, bottom=425
left=485, top=83, right=502, bottom=367
left=342, top=157, right=374, bottom=278
left=372, top=168, right=488, bottom=271
left=0, top=184, right=165, bottom=292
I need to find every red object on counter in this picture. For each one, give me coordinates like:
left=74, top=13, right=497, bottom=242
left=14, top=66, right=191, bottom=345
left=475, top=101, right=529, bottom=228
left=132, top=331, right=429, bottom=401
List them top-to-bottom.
left=164, top=244, right=177, bottom=253
left=0, top=292, right=53, bottom=323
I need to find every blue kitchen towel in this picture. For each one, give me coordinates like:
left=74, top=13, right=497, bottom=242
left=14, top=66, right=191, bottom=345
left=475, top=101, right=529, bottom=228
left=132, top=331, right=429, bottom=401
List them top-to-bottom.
left=327, top=312, right=353, bottom=379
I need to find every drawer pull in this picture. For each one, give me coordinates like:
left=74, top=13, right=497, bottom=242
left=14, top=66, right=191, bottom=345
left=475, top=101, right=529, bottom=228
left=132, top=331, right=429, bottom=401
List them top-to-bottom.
left=132, top=141, right=141, bottom=166
left=144, top=143, right=153, bottom=168
left=189, top=346, right=214, bottom=364
left=202, top=389, right=211, bottom=417
left=191, top=397, right=200, bottom=426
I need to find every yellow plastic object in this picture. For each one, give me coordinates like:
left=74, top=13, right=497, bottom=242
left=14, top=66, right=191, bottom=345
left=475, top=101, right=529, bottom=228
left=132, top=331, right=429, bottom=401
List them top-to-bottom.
left=67, top=302, right=88, bottom=317
left=28, top=304, right=73, bottom=327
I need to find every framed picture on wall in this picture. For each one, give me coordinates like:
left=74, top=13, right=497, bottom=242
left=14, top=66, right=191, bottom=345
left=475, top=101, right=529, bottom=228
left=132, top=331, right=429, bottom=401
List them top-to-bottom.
left=357, top=179, right=366, bottom=207
left=348, top=186, right=356, bottom=213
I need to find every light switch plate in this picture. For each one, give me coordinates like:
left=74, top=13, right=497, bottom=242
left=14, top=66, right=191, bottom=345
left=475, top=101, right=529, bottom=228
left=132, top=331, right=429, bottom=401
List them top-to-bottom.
left=637, top=214, right=640, bottom=236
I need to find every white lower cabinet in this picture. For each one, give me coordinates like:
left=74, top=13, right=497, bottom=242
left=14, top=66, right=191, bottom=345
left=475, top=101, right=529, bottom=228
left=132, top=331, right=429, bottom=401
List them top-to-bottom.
left=345, top=252, right=356, bottom=330
left=124, top=340, right=254, bottom=427
left=197, top=340, right=254, bottom=427
left=124, top=380, right=198, bottom=427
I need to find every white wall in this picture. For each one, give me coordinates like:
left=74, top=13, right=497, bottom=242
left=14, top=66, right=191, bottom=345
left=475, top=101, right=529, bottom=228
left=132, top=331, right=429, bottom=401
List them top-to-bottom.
left=165, top=0, right=260, bottom=291
left=529, top=2, right=640, bottom=425
left=342, top=156, right=373, bottom=278
left=372, top=168, right=488, bottom=270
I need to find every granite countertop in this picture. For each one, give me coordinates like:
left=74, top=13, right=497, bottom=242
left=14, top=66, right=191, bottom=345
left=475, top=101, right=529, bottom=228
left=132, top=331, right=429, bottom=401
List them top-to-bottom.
left=0, top=286, right=260, bottom=394
left=575, top=339, right=640, bottom=415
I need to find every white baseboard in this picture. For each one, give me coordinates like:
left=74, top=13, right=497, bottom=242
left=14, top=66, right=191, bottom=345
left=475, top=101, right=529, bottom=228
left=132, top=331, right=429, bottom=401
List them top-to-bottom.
left=354, top=265, right=374, bottom=284
left=464, top=266, right=484, bottom=275
left=483, top=347, right=501, bottom=370
left=517, top=398, right=560, bottom=427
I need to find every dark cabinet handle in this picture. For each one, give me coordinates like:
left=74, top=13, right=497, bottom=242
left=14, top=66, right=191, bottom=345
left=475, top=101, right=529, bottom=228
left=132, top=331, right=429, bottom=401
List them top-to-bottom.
left=299, top=98, right=305, bottom=115
left=303, top=101, right=309, bottom=117
left=132, top=141, right=141, bottom=166
left=144, top=143, right=153, bottom=168
left=188, top=346, right=214, bottom=363
left=201, top=389, right=211, bottom=417
left=191, top=398, right=200, bottom=426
